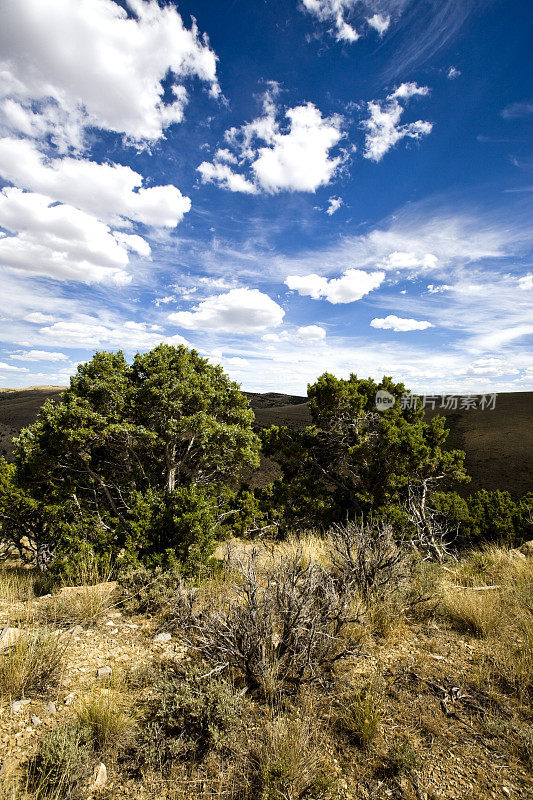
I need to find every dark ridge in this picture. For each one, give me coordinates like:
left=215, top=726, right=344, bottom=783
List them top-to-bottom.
left=1, top=387, right=532, bottom=496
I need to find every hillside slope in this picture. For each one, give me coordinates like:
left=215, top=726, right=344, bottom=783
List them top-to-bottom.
left=1, top=387, right=532, bottom=496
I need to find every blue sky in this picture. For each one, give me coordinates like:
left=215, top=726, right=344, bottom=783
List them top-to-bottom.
left=0, top=0, right=531, bottom=394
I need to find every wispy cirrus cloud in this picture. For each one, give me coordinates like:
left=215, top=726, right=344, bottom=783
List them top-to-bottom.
left=501, top=100, right=533, bottom=120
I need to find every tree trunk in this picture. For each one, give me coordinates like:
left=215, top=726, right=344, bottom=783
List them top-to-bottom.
left=165, top=443, right=177, bottom=493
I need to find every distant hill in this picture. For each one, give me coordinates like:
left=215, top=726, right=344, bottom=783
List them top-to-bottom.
left=1, top=386, right=531, bottom=497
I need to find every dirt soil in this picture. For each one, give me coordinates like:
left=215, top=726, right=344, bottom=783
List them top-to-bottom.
left=0, top=581, right=531, bottom=800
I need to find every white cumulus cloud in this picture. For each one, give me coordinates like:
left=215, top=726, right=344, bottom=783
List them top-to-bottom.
left=0, top=0, right=219, bottom=147
left=301, top=0, right=360, bottom=42
left=301, top=1, right=397, bottom=43
left=367, top=13, right=390, bottom=35
left=363, top=83, right=432, bottom=162
left=198, top=93, right=344, bottom=194
left=0, top=138, right=191, bottom=228
left=197, top=161, right=258, bottom=194
left=0, top=187, right=133, bottom=283
left=326, top=196, right=343, bottom=215
left=380, top=251, right=438, bottom=271
left=286, top=268, right=384, bottom=303
left=518, top=273, right=533, bottom=290
left=168, top=288, right=285, bottom=333
left=25, top=312, right=55, bottom=324
left=370, top=315, right=433, bottom=331
left=39, top=318, right=189, bottom=350
left=296, top=325, right=327, bottom=342
left=10, top=350, right=67, bottom=362
left=0, top=361, right=29, bottom=372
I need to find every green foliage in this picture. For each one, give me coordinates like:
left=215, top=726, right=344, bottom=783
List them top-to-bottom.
left=1, top=345, right=260, bottom=571
left=263, top=372, right=468, bottom=531
left=123, top=484, right=219, bottom=573
left=432, top=490, right=533, bottom=548
left=116, top=563, right=183, bottom=615
left=139, top=661, right=247, bottom=770
left=26, top=724, right=93, bottom=798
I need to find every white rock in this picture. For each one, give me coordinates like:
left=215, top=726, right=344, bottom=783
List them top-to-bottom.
left=68, top=625, right=84, bottom=636
left=0, top=627, right=22, bottom=649
left=153, top=632, right=172, bottom=644
left=97, top=666, right=112, bottom=680
left=64, top=693, right=76, bottom=706
left=11, top=699, right=31, bottom=713
left=45, top=701, right=56, bottom=714
left=31, top=715, right=42, bottom=726
left=90, top=762, right=107, bottom=791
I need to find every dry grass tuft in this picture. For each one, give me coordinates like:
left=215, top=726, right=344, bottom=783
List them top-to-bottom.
left=39, top=552, right=115, bottom=626
left=0, top=567, right=36, bottom=604
left=40, top=582, right=115, bottom=627
left=439, top=588, right=503, bottom=637
left=0, top=625, right=66, bottom=697
left=333, top=677, right=382, bottom=747
left=75, top=686, right=137, bottom=752
left=250, top=713, right=334, bottom=800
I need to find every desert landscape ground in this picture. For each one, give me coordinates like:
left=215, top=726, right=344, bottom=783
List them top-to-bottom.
left=2, top=387, right=532, bottom=496
left=0, top=535, right=532, bottom=800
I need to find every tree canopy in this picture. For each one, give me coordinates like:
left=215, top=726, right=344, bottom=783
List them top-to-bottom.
left=2, top=345, right=260, bottom=570
left=262, top=373, right=469, bottom=533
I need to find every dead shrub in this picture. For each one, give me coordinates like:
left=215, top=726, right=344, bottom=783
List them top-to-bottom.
left=328, top=520, right=409, bottom=600
left=170, top=549, right=363, bottom=699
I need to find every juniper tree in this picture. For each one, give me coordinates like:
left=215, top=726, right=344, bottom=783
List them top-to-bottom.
left=2, top=345, right=260, bottom=570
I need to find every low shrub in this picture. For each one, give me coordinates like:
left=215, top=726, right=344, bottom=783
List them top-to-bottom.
left=172, top=549, right=363, bottom=699
left=116, top=564, right=182, bottom=615
left=139, top=661, right=248, bottom=771
left=26, top=724, right=93, bottom=798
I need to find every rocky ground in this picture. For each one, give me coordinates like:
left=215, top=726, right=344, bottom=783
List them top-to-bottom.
left=0, top=542, right=531, bottom=800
